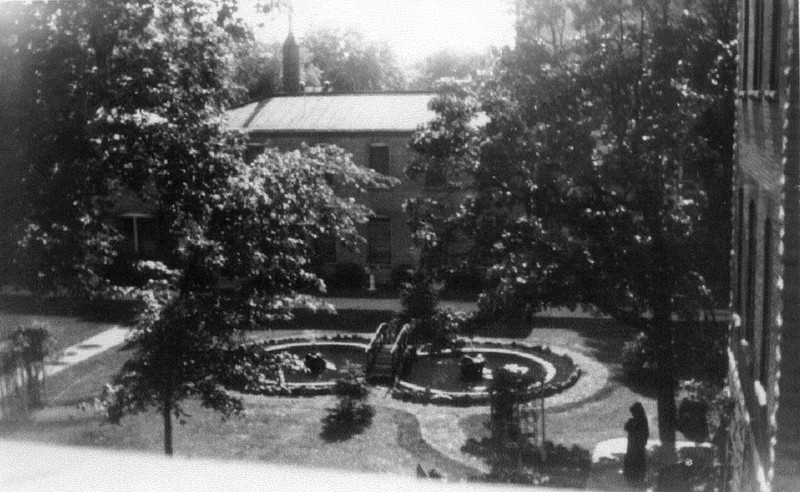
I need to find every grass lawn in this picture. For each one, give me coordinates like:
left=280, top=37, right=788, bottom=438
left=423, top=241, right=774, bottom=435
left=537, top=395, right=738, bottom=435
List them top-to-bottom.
left=1, top=394, right=479, bottom=480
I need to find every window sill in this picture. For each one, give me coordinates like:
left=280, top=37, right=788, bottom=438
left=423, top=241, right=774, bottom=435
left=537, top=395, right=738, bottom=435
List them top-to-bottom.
left=736, top=90, right=778, bottom=103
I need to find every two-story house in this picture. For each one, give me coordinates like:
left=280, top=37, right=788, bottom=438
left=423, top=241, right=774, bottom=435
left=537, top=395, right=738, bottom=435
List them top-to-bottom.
left=226, top=32, right=439, bottom=285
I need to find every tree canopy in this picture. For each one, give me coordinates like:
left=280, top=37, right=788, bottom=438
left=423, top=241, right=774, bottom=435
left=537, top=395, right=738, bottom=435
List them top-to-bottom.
left=10, top=0, right=397, bottom=454
left=12, top=0, right=249, bottom=295
left=407, top=0, right=735, bottom=448
left=301, top=27, right=406, bottom=92
left=410, top=50, right=494, bottom=90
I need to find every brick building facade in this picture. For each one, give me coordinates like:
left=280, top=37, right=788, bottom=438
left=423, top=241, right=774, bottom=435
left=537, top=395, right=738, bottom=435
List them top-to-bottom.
left=730, top=0, right=800, bottom=489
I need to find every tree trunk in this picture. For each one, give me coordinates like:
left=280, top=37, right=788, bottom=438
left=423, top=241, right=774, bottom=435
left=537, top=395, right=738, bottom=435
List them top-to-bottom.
left=652, top=310, right=677, bottom=455
left=163, top=399, right=173, bottom=456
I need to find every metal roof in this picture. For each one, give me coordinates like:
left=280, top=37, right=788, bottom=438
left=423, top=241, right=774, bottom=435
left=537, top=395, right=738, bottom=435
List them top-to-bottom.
left=226, top=92, right=437, bottom=133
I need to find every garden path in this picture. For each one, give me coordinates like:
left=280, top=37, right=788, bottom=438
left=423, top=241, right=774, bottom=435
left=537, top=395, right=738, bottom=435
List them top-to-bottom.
left=44, top=326, right=131, bottom=377
left=377, top=340, right=611, bottom=473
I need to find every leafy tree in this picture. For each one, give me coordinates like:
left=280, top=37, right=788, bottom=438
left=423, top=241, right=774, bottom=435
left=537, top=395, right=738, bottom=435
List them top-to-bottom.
left=12, top=0, right=249, bottom=296
left=13, top=0, right=396, bottom=455
left=407, top=0, right=735, bottom=451
left=514, top=0, right=572, bottom=52
left=0, top=2, right=31, bottom=285
left=301, top=27, right=406, bottom=92
left=230, top=40, right=283, bottom=103
left=410, top=50, right=494, bottom=90
left=107, top=144, right=394, bottom=454
left=106, top=287, right=241, bottom=456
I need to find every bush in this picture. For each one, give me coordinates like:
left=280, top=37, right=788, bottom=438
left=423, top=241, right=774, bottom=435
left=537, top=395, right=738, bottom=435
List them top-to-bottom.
left=327, top=262, right=369, bottom=290
left=390, top=264, right=414, bottom=290
left=443, top=266, right=484, bottom=294
left=399, top=272, right=439, bottom=321
left=407, top=309, right=465, bottom=351
left=8, top=320, right=54, bottom=409
left=10, top=321, right=54, bottom=364
left=622, top=325, right=727, bottom=389
left=321, top=367, right=374, bottom=441
left=333, top=374, right=369, bottom=399
left=677, top=398, right=709, bottom=442
left=464, top=438, right=591, bottom=487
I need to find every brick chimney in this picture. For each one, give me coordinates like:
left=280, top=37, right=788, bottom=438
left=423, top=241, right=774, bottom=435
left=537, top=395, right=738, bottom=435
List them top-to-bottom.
left=282, top=31, right=300, bottom=94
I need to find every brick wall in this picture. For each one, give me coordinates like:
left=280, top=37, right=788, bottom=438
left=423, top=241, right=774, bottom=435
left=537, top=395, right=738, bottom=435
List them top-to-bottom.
left=733, top=0, right=800, bottom=488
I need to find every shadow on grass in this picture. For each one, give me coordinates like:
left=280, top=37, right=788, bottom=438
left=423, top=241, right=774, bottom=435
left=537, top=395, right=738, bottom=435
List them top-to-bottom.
left=0, top=294, right=140, bottom=324
left=261, top=309, right=395, bottom=334
left=468, top=314, right=625, bottom=340
left=319, top=399, right=375, bottom=442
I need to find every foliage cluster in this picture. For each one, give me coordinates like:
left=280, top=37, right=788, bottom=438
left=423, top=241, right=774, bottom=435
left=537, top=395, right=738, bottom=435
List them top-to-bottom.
left=405, top=0, right=736, bottom=447
left=301, top=27, right=405, bottom=92
left=410, top=49, right=495, bottom=90
left=323, top=262, right=369, bottom=291
left=5, top=320, right=54, bottom=408
left=8, top=321, right=55, bottom=366
left=621, top=324, right=727, bottom=388
left=320, top=365, right=374, bottom=441
left=464, top=438, right=591, bottom=488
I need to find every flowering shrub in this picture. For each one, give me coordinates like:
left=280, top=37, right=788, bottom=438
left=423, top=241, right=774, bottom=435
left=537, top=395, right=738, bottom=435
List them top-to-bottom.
left=321, top=364, right=374, bottom=441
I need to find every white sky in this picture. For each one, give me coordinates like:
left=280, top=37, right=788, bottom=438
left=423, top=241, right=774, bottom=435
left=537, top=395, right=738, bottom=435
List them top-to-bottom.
left=236, top=0, right=517, bottom=68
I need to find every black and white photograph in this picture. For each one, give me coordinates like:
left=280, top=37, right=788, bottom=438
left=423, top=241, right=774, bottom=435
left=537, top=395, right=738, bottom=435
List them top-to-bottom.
left=0, top=0, right=793, bottom=490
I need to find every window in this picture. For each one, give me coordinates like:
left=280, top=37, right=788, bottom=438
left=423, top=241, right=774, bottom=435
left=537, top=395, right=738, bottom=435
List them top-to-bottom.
left=742, top=0, right=750, bottom=91
left=753, top=0, right=764, bottom=90
left=769, top=0, right=781, bottom=91
left=368, top=143, right=390, bottom=175
left=245, top=144, right=264, bottom=163
left=737, top=187, right=745, bottom=312
left=746, top=200, right=757, bottom=343
left=118, top=213, right=159, bottom=259
left=367, top=217, right=391, bottom=264
left=760, top=219, right=772, bottom=385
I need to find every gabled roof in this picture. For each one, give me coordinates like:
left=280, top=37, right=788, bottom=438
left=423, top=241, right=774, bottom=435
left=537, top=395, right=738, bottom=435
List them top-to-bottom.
left=226, top=92, right=437, bottom=133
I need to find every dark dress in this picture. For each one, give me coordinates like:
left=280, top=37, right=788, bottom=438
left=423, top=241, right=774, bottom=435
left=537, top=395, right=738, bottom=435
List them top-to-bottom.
left=623, top=403, right=649, bottom=483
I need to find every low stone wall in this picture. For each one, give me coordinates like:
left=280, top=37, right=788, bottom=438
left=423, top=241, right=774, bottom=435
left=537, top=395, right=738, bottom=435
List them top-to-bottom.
left=232, top=334, right=371, bottom=398
left=232, top=336, right=581, bottom=406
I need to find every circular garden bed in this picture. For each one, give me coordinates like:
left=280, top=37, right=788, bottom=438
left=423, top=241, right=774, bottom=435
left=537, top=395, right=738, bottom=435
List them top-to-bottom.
left=225, top=334, right=371, bottom=397
left=225, top=336, right=580, bottom=405
left=392, top=341, right=581, bottom=406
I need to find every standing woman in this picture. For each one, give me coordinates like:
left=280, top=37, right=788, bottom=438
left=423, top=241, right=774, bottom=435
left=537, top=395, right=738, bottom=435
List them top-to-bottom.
left=624, top=401, right=649, bottom=484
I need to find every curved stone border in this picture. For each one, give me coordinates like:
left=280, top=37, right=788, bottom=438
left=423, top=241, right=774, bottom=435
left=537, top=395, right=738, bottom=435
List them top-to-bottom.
left=235, top=334, right=370, bottom=397
left=234, top=336, right=581, bottom=405
left=391, top=339, right=582, bottom=406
